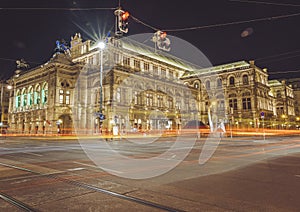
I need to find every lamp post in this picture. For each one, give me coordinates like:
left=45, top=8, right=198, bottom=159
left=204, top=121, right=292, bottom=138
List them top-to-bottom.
left=97, top=41, right=106, bottom=125
left=98, top=41, right=105, bottom=114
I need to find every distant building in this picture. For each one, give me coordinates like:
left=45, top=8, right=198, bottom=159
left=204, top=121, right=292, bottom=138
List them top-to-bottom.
left=0, top=81, right=10, bottom=128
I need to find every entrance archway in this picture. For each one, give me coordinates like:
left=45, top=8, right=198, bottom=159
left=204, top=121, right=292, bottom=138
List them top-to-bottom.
left=58, top=114, right=73, bottom=134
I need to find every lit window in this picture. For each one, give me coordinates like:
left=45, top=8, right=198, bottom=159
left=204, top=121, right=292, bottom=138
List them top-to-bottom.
left=116, top=88, right=121, bottom=102
left=59, top=90, right=64, bottom=104
left=66, top=90, right=70, bottom=105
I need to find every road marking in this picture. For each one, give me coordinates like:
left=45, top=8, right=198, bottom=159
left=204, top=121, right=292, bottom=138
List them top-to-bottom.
left=23, top=152, right=43, bottom=157
left=73, top=161, right=98, bottom=168
left=73, top=162, right=124, bottom=174
left=67, top=167, right=85, bottom=171
left=103, top=167, right=123, bottom=174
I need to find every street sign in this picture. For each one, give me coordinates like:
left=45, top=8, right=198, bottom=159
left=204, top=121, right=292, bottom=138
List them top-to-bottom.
left=260, top=111, right=265, bottom=119
left=99, top=113, right=105, bottom=120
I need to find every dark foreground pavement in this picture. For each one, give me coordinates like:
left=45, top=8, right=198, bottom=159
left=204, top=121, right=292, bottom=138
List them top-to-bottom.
left=0, top=136, right=299, bottom=211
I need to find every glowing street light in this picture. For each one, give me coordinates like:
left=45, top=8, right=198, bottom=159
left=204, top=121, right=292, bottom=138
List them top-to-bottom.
left=97, top=41, right=106, bottom=122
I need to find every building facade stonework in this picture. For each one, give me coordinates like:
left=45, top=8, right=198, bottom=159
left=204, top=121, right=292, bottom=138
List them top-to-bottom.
left=7, top=33, right=296, bottom=134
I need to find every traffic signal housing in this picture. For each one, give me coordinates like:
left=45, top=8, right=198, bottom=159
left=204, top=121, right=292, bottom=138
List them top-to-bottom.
left=118, top=10, right=130, bottom=33
left=152, top=31, right=171, bottom=51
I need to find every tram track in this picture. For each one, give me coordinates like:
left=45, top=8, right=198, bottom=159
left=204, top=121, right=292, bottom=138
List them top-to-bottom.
left=0, top=162, right=184, bottom=212
left=0, top=191, right=38, bottom=212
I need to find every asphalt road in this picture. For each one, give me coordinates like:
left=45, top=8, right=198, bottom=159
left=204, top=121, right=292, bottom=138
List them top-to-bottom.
left=0, top=135, right=299, bottom=211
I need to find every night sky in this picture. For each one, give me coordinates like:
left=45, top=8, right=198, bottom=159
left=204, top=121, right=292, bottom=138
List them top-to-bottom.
left=0, top=0, right=299, bottom=80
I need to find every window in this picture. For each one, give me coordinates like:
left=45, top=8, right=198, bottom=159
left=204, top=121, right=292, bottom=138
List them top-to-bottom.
left=114, top=53, right=120, bottom=64
left=123, top=56, right=130, bottom=66
left=134, top=59, right=140, bottom=70
left=144, top=62, right=149, bottom=72
left=153, top=65, right=158, bottom=75
left=161, top=68, right=166, bottom=78
left=169, top=70, right=174, bottom=79
left=242, top=75, right=249, bottom=85
left=229, top=76, right=235, bottom=86
left=217, top=78, right=222, bottom=88
left=205, top=80, right=210, bottom=90
left=41, top=83, right=48, bottom=104
left=194, top=83, right=199, bottom=89
left=34, top=85, right=41, bottom=104
left=27, top=87, right=34, bottom=106
left=116, top=88, right=121, bottom=102
left=21, top=89, right=27, bottom=107
left=15, top=90, right=21, bottom=108
left=59, top=90, right=64, bottom=104
left=66, top=90, right=70, bottom=105
left=276, top=90, right=282, bottom=98
left=134, top=91, right=138, bottom=105
left=146, top=93, right=153, bottom=106
left=229, top=93, right=237, bottom=110
left=157, top=95, right=163, bottom=107
left=168, top=97, right=173, bottom=108
left=242, top=98, right=252, bottom=110
left=229, top=99, right=238, bottom=110
left=218, top=100, right=225, bottom=110
left=276, top=106, right=284, bottom=115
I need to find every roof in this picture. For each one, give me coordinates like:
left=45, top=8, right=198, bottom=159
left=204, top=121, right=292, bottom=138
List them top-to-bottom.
left=116, top=37, right=200, bottom=71
left=181, top=60, right=251, bottom=78
left=268, top=80, right=282, bottom=87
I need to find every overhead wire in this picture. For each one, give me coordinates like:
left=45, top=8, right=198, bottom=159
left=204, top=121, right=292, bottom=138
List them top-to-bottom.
left=229, top=0, right=300, bottom=7
left=0, top=7, right=117, bottom=11
left=129, top=10, right=300, bottom=32
left=161, top=12, right=300, bottom=32
left=130, top=15, right=160, bottom=31
left=255, top=49, right=300, bottom=61
left=257, top=54, right=300, bottom=64
left=269, top=69, right=300, bottom=75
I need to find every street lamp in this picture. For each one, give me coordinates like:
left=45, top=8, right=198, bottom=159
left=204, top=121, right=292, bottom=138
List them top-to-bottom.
left=97, top=41, right=106, bottom=121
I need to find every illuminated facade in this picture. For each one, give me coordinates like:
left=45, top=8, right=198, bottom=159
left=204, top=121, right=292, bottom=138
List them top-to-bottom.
left=7, top=33, right=296, bottom=134
left=181, top=61, right=296, bottom=129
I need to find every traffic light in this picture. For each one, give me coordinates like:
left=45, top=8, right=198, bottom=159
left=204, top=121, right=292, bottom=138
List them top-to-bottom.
left=118, top=10, right=130, bottom=33
left=152, top=31, right=171, bottom=51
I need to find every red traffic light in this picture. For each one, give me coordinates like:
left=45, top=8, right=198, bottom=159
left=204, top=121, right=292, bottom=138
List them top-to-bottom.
left=121, top=11, right=130, bottom=20
left=160, top=31, right=167, bottom=39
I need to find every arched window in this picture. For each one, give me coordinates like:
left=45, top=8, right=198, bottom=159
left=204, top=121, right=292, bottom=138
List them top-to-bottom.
left=242, top=75, right=249, bottom=85
left=229, top=76, right=235, bottom=86
left=217, top=78, right=222, bottom=88
left=205, top=80, right=210, bottom=90
left=41, top=82, right=48, bottom=104
left=194, top=82, right=199, bottom=89
left=34, top=84, right=41, bottom=104
left=27, top=86, right=34, bottom=105
left=21, top=88, right=27, bottom=107
left=15, top=90, right=21, bottom=108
